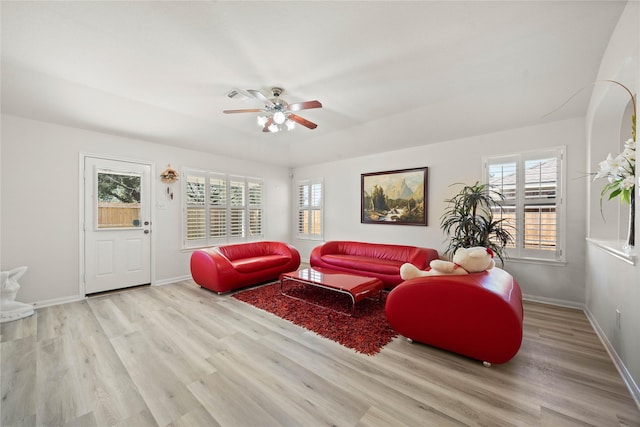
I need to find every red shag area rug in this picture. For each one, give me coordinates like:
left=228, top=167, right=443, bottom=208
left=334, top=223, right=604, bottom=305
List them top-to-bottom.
left=233, top=282, right=397, bottom=355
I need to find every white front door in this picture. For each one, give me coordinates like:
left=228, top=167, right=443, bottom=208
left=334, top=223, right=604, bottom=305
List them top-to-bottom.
left=84, top=156, right=152, bottom=294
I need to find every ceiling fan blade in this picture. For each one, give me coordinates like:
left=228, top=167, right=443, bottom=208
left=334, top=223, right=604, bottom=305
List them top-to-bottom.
left=226, top=88, right=253, bottom=101
left=248, top=89, right=275, bottom=107
left=287, top=100, right=322, bottom=112
left=223, top=109, right=264, bottom=114
left=288, top=114, right=318, bottom=130
left=262, top=117, right=274, bottom=132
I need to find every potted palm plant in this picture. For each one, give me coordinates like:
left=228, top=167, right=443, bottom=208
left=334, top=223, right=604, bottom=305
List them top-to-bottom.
left=440, top=181, right=513, bottom=265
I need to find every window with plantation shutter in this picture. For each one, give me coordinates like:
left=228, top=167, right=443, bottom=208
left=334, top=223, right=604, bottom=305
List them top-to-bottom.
left=484, top=147, right=565, bottom=261
left=183, top=168, right=263, bottom=248
left=185, top=174, right=206, bottom=241
left=209, top=175, right=227, bottom=239
left=229, top=178, right=246, bottom=238
left=297, top=178, right=323, bottom=240
left=248, top=180, right=263, bottom=237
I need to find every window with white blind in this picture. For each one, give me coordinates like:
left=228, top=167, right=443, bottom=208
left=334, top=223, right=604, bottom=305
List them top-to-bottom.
left=483, top=147, right=565, bottom=261
left=184, top=169, right=263, bottom=248
left=297, top=178, right=323, bottom=240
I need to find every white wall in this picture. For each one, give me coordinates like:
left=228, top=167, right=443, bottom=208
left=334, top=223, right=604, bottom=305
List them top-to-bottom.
left=585, top=1, right=639, bottom=403
left=1, top=115, right=291, bottom=305
left=293, top=117, right=587, bottom=304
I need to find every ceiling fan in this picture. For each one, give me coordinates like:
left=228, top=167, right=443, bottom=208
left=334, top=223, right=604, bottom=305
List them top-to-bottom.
left=223, top=87, right=322, bottom=133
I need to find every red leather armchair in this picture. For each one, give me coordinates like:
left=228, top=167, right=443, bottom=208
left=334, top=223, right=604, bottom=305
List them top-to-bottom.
left=190, top=241, right=301, bottom=293
left=310, top=241, right=439, bottom=289
left=385, top=268, right=523, bottom=365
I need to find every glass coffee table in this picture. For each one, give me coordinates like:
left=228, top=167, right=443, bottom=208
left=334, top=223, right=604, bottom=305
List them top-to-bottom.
left=279, top=267, right=384, bottom=315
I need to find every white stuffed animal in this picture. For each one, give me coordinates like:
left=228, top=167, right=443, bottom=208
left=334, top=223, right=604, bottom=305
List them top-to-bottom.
left=400, top=247, right=495, bottom=279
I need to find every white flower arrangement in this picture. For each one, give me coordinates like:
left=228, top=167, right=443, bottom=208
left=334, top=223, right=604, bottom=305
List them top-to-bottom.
left=592, top=80, right=636, bottom=208
left=594, top=136, right=636, bottom=205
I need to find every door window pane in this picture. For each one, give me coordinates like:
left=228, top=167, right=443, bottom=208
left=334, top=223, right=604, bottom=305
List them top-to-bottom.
left=97, top=172, right=141, bottom=229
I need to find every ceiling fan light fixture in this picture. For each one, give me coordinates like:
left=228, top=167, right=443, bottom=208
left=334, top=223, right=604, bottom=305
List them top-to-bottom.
left=224, top=87, right=321, bottom=133
left=272, top=111, right=286, bottom=125
left=257, top=115, right=268, bottom=127
left=285, top=119, right=296, bottom=131
left=268, top=123, right=280, bottom=133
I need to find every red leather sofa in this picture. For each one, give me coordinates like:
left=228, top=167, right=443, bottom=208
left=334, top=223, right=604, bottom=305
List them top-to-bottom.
left=190, top=241, right=301, bottom=293
left=309, top=241, right=439, bottom=289
left=385, top=268, right=523, bottom=365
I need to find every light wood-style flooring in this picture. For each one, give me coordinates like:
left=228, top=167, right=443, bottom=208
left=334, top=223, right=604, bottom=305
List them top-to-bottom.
left=1, top=279, right=639, bottom=427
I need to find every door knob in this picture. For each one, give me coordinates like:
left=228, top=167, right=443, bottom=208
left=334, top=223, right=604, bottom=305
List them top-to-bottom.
left=144, top=229, right=150, bottom=234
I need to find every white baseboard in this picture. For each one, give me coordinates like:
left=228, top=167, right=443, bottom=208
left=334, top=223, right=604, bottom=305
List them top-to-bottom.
left=153, top=275, right=192, bottom=286
left=29, top=276, right=191, bottom=308
left=522, top=293, right=585, bottom=310
left=31, top=294, right=85, bottom=309
left=583, top=306, right=640, bottom=411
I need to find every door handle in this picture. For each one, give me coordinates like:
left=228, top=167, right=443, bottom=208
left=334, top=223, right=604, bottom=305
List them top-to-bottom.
left=144, top=229, right=150, bottom=234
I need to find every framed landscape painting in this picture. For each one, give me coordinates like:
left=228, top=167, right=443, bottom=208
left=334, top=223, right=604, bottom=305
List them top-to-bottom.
left=361, top=167, right=428, bottom=226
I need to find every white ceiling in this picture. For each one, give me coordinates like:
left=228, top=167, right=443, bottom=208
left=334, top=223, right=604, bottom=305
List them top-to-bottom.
left=1, top=1, right=627, bottom=167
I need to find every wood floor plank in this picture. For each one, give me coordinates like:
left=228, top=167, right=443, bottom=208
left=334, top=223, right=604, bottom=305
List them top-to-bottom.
left=1, top=281, right=638, bottom=426
left=87, top=298, right=137, bottom=339
left=63, top=300, right=106, bottom=339
left=35, top=304, right=67, bottom=341
left=152, top=306, right=229, bottom=356
left=0, top=311, right=37, bottom=343
left=128, top=312, right=217, bottom=386
left=109, top=330, right=205, bottom=426
left=217, top=330, right=372, bottom=426
left=261, top=332, right=474, bottom=426
left=73, top=333, right=149, bottom=425
left=35, top=335, right=94, bottom=425
left=0, top=336, right=37, bottom=426
left=208, top=346, right=362, bottom=427
left=206, top=350, right=320, bottom=426
left=187, top=371, right=283, bottom=427
left=165, top=406, right=221, bottom=427
left=111, top=408, right=158, bottom=427
left=62, top=411, right=98, bottom=427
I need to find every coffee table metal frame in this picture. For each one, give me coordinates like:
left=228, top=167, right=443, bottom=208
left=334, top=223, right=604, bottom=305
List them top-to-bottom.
left=279, top=267, right=383, bottom=316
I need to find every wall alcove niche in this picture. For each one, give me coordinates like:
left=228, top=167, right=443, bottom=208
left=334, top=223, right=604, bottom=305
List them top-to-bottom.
left=588, top=86, right=637, bottom=264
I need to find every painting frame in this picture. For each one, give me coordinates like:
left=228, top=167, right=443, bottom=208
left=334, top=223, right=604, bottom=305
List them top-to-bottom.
left=361, top=167, right=428, bottom=226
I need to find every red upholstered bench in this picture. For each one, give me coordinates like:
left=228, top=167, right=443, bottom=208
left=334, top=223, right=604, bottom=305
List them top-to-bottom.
left=190, top=241, right=301, bottom=293
left=385, top=268, right=523, bottom=365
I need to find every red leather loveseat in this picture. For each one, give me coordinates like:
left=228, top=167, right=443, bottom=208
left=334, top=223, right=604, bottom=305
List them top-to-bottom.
left=190, top=241, right=300, bottom=293
left=310, top=241, right=438, bottom=289
left=385, top=268, right=523, bottom=365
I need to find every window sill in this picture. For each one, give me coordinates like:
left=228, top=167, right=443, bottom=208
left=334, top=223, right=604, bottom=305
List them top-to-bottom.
left=181, top=238, right=265, bottom=252
left=586, top=238, right=637, bottom=266
left=181, top=246, right=212, bottom=252
left=505, top=257, right=566, bottom=267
